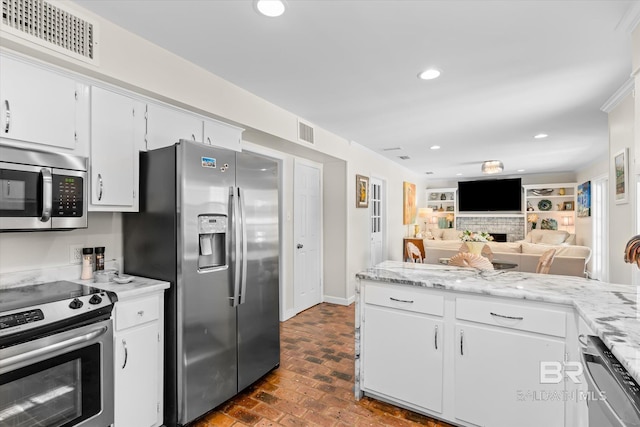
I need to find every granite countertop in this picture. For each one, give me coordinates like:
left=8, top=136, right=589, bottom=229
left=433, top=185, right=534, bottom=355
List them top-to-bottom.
left=356, top=260, right=640, bottom=384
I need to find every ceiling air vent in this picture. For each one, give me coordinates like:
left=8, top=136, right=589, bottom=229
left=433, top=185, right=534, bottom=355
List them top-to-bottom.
left=1, top=0, right=97, bottom=63
left=297, top=119, right=314, bottom=144
left=382, top=147, right=402, bottom=151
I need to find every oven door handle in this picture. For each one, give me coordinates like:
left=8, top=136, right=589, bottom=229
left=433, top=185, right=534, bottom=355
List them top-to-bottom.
left=0, top=326, right=107, bottom=369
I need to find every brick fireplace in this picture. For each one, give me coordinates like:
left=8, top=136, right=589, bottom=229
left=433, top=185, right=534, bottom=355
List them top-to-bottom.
left=456, top=216, right=525, bottom=242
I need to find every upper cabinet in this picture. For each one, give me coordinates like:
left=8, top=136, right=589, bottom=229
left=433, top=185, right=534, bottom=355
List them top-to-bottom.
left=0, top=55, right=87, bottom=152
left=90, top=87, right=146, bottom=212
left=145, top=103, right=203, bottom=150
left=146, top=103, right=244, bottom=152
left=203, top=118, right=243, bottom=152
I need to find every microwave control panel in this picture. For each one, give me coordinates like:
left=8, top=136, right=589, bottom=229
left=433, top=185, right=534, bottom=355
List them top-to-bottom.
left=53, top=175, right=83, bottom=217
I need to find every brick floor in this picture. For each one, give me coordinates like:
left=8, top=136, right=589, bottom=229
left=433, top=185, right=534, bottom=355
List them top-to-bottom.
left=189, top=303, right=452, bottom=427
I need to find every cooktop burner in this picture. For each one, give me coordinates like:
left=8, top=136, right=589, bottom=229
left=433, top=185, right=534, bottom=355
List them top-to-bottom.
left=0, top=281, right=117, bottom=344
left=0, top=281, right=103, bottom=313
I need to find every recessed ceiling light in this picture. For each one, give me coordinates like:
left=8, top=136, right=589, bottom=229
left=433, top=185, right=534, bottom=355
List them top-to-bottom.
left=254, top=0, right=287, bottom=17
left=418, top=68, right=441, bottom=80
left=534, top=133, right=548, bottom=139
left=430, top=145, right=440, bottom=150
left=517, top=169, right=525, bottom=172
left=456, top=173, right=463, bottom=176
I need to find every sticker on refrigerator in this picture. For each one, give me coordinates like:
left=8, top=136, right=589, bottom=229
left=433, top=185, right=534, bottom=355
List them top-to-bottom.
left=201, top=157, right=216, bottom=168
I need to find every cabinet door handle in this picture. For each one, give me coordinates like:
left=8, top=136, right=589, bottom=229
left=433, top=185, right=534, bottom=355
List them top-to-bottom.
left=3, top=100, right=10, bottom=133
left=191, top=133, right=196, bottom=141
left=207, top=136, right=211, bottom=145
left=98, top=173, right=103, bottom=201
left=389, top=297, right=414, bottom=304
left=137, top=310, right=144, bottom=317
left=490, top=312, right=524, bottom=321
left=434, top=325, right=438, bottom=350
left=460, top=330, right=464, bottom=356
left=122, top=339, right=128, bottom=369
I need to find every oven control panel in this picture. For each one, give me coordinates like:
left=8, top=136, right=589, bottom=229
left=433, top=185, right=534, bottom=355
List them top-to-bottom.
left=0, top=309, right=44, bottom=330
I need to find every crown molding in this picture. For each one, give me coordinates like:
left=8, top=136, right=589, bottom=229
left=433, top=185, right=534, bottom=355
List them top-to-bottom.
left=616, top=1, right=640, bottom=35
left=601, top=78, right=634, bottom=113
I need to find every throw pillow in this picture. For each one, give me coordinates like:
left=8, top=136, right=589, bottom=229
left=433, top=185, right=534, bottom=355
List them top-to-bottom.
left=442, top=229, right=461, bottom=240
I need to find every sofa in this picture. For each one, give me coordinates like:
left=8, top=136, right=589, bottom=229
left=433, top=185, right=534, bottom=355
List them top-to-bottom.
left=418, top=228, right=591, bottom=277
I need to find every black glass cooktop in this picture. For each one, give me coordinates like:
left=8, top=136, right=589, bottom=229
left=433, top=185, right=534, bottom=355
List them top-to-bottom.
left=0, top=281, right=102, bottom=314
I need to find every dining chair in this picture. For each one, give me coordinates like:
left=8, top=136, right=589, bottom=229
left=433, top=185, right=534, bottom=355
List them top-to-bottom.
left=406, top=241, right=423, bottom=263
left=536, top=248, right=557, bottom=274
left=448, top=252, right=494, bottom=271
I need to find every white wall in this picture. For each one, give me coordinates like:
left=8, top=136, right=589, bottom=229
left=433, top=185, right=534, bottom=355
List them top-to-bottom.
left=607, top=93, right=635, bottom=285
left=0, top=212, right=123, bottom=273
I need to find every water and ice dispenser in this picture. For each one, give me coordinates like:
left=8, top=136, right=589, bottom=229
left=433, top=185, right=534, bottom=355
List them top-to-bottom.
left=198, top=214, right=227, bottom=269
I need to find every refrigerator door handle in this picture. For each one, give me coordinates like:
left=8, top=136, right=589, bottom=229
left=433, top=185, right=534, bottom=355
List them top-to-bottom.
left=231, top=186, right=241, bottom=307
left=238, top=187, right=248, bottom=304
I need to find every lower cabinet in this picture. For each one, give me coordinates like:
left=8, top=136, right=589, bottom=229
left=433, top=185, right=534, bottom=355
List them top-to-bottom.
left=358, top=281, right=574, bottom=427
left=361, top=283, right=444, bottom=413
left=113, top=292, right=164, bottom=427
left=363, top=305, right=444, bottom=412
left=454, top=324, right=565, bottom=427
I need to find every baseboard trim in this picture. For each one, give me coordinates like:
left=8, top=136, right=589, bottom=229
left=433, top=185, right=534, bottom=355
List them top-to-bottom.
left=323, top=295, right=355, bottom=306
left=281, top=308, right=297, bottom=322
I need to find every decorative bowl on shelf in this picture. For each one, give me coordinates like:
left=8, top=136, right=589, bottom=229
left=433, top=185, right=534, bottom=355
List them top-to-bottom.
left=531, top=189, right=554, bottom=196
left=538, top=199, right=552, bottom=211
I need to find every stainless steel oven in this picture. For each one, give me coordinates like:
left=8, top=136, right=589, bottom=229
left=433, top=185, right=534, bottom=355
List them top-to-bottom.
left=0, top=145, right=87, bottom=231
left=0, top=281, right=116, bottom=427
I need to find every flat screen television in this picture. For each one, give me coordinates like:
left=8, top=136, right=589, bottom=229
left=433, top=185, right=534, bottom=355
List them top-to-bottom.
left=458, top=178, right=522, bottom=212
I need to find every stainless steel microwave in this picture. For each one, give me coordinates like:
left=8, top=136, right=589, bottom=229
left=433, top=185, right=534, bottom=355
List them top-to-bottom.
left=0, top=145, right=88, bottom=231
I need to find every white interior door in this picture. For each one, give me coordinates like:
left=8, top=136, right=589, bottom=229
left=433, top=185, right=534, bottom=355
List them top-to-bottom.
left=293, top=160, right=322, bottom=313
left=370, top=177, right=385, bottom=266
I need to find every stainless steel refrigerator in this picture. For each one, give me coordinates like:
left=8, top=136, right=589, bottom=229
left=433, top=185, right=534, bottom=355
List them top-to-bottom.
left=123, top=140, right=280, bottom=427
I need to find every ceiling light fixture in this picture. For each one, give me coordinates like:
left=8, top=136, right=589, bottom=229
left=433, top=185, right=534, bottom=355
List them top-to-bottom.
left=254, top=0, right=287, bottom=17
left=418, top=68, right=441, bottom=80
left=534, top=133, right=548, bottom=139
left=430, top=145, right=440, bottom=150
left=481, top=160, right=504, bottom=174
left=517, top=169, right=525, bottom=172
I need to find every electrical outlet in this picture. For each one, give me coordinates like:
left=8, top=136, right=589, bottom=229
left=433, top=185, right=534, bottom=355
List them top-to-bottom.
left=70, top=245, right=84, bottom=264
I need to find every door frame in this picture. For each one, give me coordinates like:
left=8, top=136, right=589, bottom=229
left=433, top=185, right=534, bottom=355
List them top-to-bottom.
left=293, top=157, right=324, bottom=315
left=369, top=175, right=387, bottom=266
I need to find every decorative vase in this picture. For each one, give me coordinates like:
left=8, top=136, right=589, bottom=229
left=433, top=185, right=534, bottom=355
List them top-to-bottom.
left=558, top=188, right=565, bottom=196
left=440, top=193, right=447, bottom=200
left=531, top=222, right=537, bottom=229
left=414, top=224, right=421, bottom=237
left=465, top=241, right=486, bottom=255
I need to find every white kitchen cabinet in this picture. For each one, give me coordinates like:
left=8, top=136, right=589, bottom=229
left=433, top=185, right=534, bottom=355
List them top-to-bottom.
left=0, top=55, right=84, bottom=151
left=90, top=86, right=145, bottom=211
left=146, top=103, right=203, bottom=150
left=203, top=118, right=244, bottom=152
left=361, top=283, right=444, bottom=413
left=113, top=292, right=164, bottom=427
left=454, top=297, right=566, bottom=427
left=454, top=324, right=565, bottom=427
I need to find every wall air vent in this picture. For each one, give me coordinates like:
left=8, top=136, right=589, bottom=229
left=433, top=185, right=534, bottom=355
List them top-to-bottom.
left=1, top=0, right=97, bottom=63
left=297, top=119, right=315, bottom=144
left=398, top=155, right=410, bottom=160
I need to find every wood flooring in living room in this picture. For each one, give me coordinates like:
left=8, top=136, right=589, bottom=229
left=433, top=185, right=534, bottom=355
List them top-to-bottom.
left=191, top=303, right=452, bottom=427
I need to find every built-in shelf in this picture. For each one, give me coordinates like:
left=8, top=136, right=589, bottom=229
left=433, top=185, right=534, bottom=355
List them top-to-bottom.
left=457, top=213, right=524, bottom=218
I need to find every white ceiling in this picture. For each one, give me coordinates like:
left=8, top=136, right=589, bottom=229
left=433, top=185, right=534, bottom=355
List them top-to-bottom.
left=75, top=0, right=636, bottom=180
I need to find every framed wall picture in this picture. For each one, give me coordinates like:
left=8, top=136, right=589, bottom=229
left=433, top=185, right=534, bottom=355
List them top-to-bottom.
left=614, top=148, right=628, bottom=204
left=356, top=174, right=369, bottom=208
left=403, top=181, right=417, bottom=224
left=577, top=181, right=591, bottom=217
left=562, top=201, right=574, bottom=211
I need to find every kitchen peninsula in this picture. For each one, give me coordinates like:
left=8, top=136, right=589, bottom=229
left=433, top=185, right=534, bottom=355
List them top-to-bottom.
left=355, top=261, right=640, bottom=427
